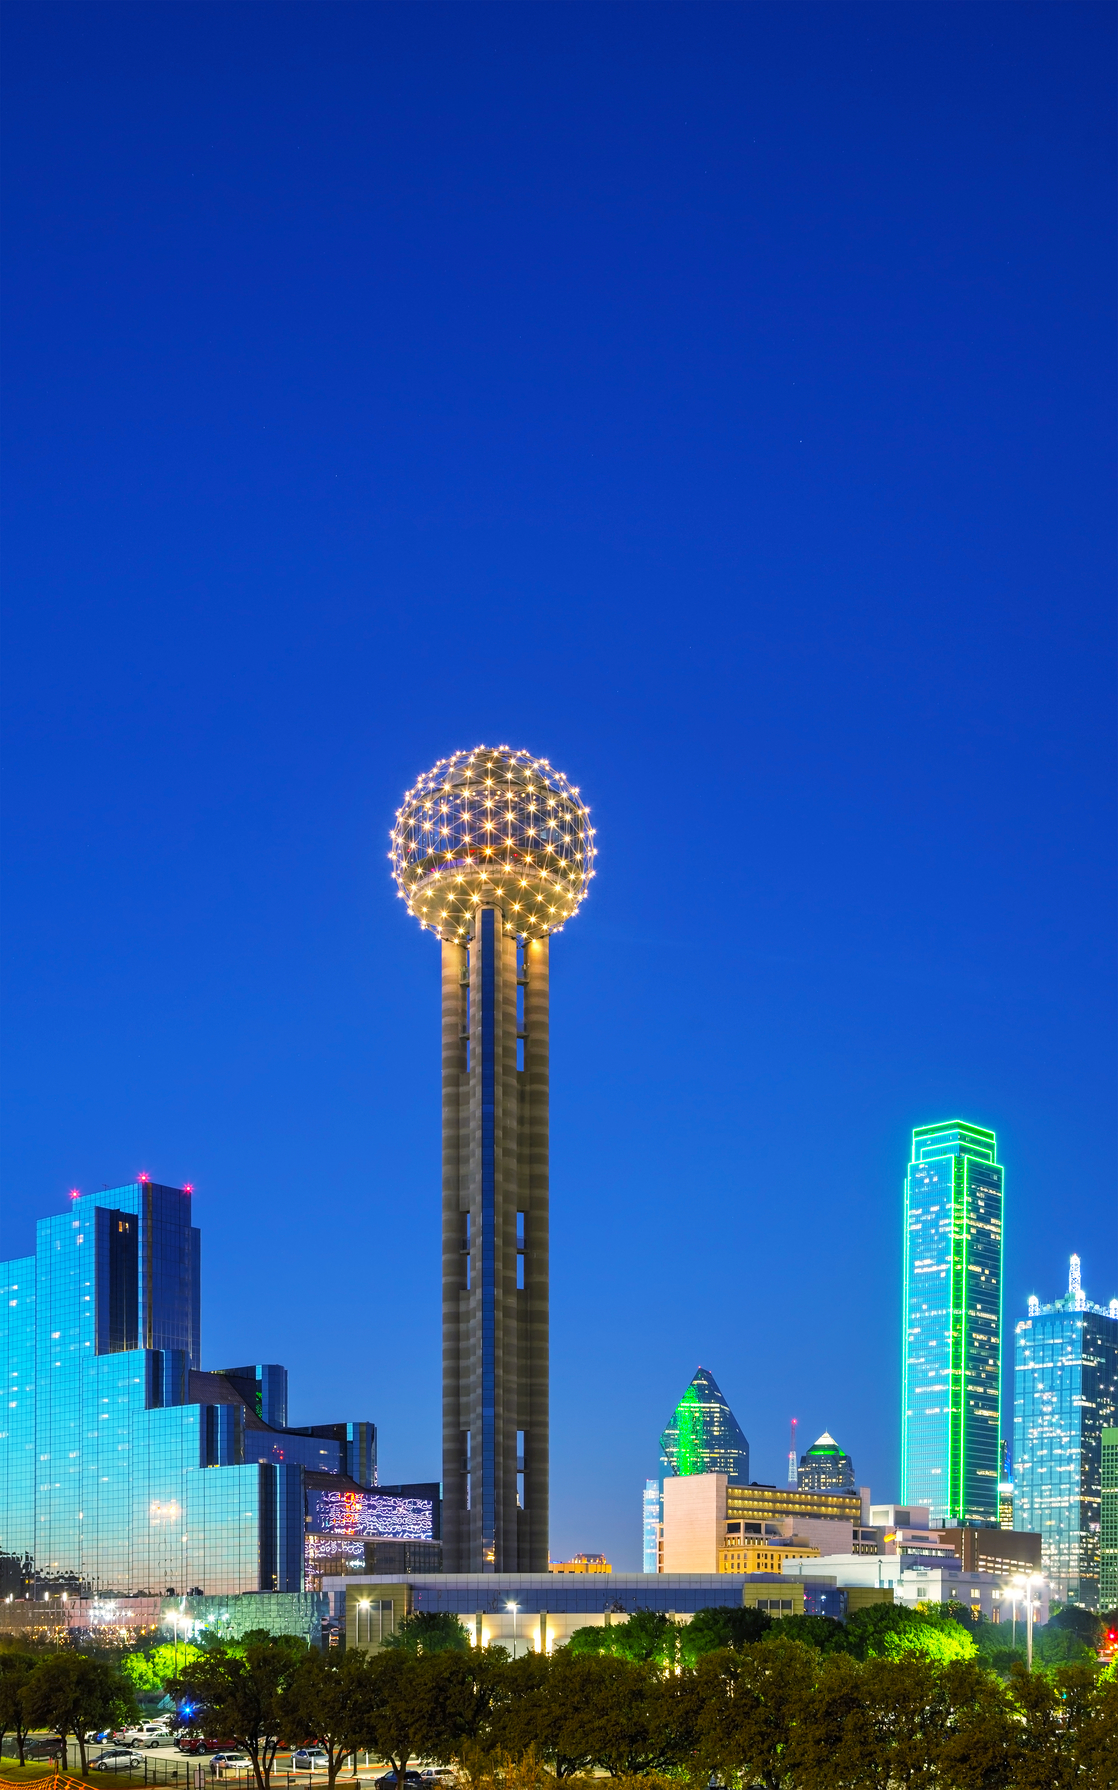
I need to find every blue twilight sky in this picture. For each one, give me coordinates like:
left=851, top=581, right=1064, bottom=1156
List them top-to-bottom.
left=1, top=2, right=1114, bottom=1569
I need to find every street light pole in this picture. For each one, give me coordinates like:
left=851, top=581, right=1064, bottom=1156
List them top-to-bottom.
left=1026, top=1575, right=1036, bottom=1671
left=505, top=1602, right=519, bottom=1659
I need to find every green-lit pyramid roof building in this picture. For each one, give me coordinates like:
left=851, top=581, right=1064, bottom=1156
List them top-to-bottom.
left=659, top=1365, right=750, bottom=1484
left=797, top=1430, right=857, bottom=1493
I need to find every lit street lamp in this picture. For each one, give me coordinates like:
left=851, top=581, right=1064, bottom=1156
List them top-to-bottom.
left=1015, top=1574, right=1041, bottom=1670
left=506, top=1601, right=519, bottom=1658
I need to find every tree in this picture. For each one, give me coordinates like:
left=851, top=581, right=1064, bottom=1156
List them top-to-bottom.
left=845, top=1601, right=977, bottom=1664
left=681, top=1605, right=772, bottom=1662
left=1034, top=1606, right=1103, bottom=1668
left=567, top=1611, right=678, bottom=1665
left=382, top=1613, right=470, bottom=1656
left=763, top=1614, right=851, bottom=1657
left=170, top=1632, right=308, bottom=1790
left=696, top=1636, right=815, bottom=1790
left=122, top=1642, right=205, bottom=1694
left=784, top=1648, right=878, bottom=1790
left=278, top=1649, right=373, bottom=1789
left=357, top=1649, right=460, bottom=1784
left=482, top=1650, right=552, bottom=1762
left=0, top=1651, right=38, bottom=1767
left=543, top=1652, right=688, bottom=1776
left=23, top=1653, right=136, bottom=1773
left=820, top=1653, right=945, bottom=1790
left=934, top=1659, right=1020, bottom=1790
left=1058, top=1663, right=1118, bottom=1790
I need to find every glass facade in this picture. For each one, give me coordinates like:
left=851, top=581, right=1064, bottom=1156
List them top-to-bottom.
left=901, top=1122, right=1003, bottom=1525
left=1, top=1184, right=375, bottom=1600
left=1013, top=1260, right=1118, bottom=1608
left=660, top=1367, right=749, bottom=1484
left=797, top=1431, right=856, bottom=1492
left=642, top=1478, right=662, bottom=1573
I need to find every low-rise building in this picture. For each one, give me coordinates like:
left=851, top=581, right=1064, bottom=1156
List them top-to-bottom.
left=661, top=1473, right=862, bottom=1573
left=940, top=1527, right=1042, bottom=1577
left=717, top=1531, right=819, bottom=1574
left=776, top=1551, right=1050, bottom=1625
left=549, top=1553, right=611, bottom=1574
left=334, top=1572, right=809, bottom=1652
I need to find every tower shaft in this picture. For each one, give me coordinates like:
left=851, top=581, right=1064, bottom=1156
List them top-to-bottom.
left=441, top=909, right=549, bottom=1571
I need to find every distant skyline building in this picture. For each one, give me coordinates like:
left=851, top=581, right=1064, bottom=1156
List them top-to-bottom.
left=392, top=745, right=595, bottom=1572
left=901, top=1121, right=1004, bottom=1526
left=0, top=1181, right=385, bottom=1600
left=1013, top=1255, right=1118, bottom=1608
left=660, top=1366, right=749, bottom=1485
left=1102, top=1428, right=1118, bottom=1614
left=798, top=1431, right=857, bottom=1493
left=998, top=1438, right=1014, bottom=1531
left=642, top=1478, right=662, bottom=1574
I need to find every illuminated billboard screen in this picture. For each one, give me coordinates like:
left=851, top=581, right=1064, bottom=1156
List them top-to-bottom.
left=308, top=1488, right=435, bottom=1540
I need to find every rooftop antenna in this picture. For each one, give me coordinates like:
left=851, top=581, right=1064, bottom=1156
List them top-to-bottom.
left=1069, top=1254, right=1086, bottom=1312
left=787, top=1417, right=798, bottom=1487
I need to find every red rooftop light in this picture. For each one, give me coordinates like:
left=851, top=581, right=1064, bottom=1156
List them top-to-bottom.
left=137, top=1173, right=150, bottom=1183
left=183, top=1184, right=194, bottom=1193
left=69, top=1189, right=80, bottom=1199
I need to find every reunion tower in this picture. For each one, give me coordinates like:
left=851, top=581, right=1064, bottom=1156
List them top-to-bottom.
left=391, top=745, right=595, bottom=1572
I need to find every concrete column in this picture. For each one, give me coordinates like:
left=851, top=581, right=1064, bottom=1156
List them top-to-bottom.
left=443, top=913, right=550, bottom=1571
left=520, top=934, right=550, bottom=1570
left=441, top=938, right=468, bottom=1568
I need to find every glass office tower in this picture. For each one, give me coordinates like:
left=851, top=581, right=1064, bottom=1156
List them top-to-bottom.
left=901, top=1121, right=1004, bottom=1526
left=0, top=1182, right=374, bottom=1599
left=1013, top=1257, right=1118, bottom=1608
left=660, top=1367, right=749, bottom=1484
left=1101, top=1428, right=1118, bottom=1614
left=642, top=1478, right=662, bottom=1573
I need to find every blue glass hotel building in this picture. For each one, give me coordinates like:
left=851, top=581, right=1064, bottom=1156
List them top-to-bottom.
left=901, top=1122, right=1004, bottom=1526
left=0, top=1181, right=384, bottom=1599
left=1013, top=1256, right=1118, bottom=1607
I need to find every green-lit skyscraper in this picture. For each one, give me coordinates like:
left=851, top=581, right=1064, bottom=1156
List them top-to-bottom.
left=902, top=1121, right=1004, bottom=1526
left=660, top=1366, right=749, bottom=1484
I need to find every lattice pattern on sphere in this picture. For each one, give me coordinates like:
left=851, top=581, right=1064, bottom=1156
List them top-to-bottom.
left=390, top=744, right=595, bottom=940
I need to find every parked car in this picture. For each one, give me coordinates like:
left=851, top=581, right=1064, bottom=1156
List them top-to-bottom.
left=124, top=1724, right=171, bottom=1748
left=84, top=1729, right=114, bottom=1743
left=176, top=1736, right=208, bottom=1755
left=22, top=1739, right=63, bottom=1761
left=91, top=1749, right=144, bottom=1771
left=292, top=1749, right=331, bottom=1771
left=209, top=1753, right=251, bottom=1775
left=375, top=1774, right=424, bottom=1789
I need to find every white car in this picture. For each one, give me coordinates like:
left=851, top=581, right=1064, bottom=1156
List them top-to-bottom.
left=125, top=1725, right=171, bottom=1749
left=91, top=1750, right=144, bottom=1771
left=292, top=1750, right=331, bottom=1771
left=210, top=1754, right=252, bottom=1774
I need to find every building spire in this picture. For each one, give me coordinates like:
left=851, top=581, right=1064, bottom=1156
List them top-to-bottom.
left=1069, top=1253, right=1086, bottom=1312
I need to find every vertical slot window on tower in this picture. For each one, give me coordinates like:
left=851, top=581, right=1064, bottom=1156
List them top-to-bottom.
left=516, top=1212, right=525, bottom=1289
left=517, top=1431, right=525, bottom=1509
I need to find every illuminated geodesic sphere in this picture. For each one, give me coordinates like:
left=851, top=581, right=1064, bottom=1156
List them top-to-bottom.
left=391, top=744, right=595, bottom=941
